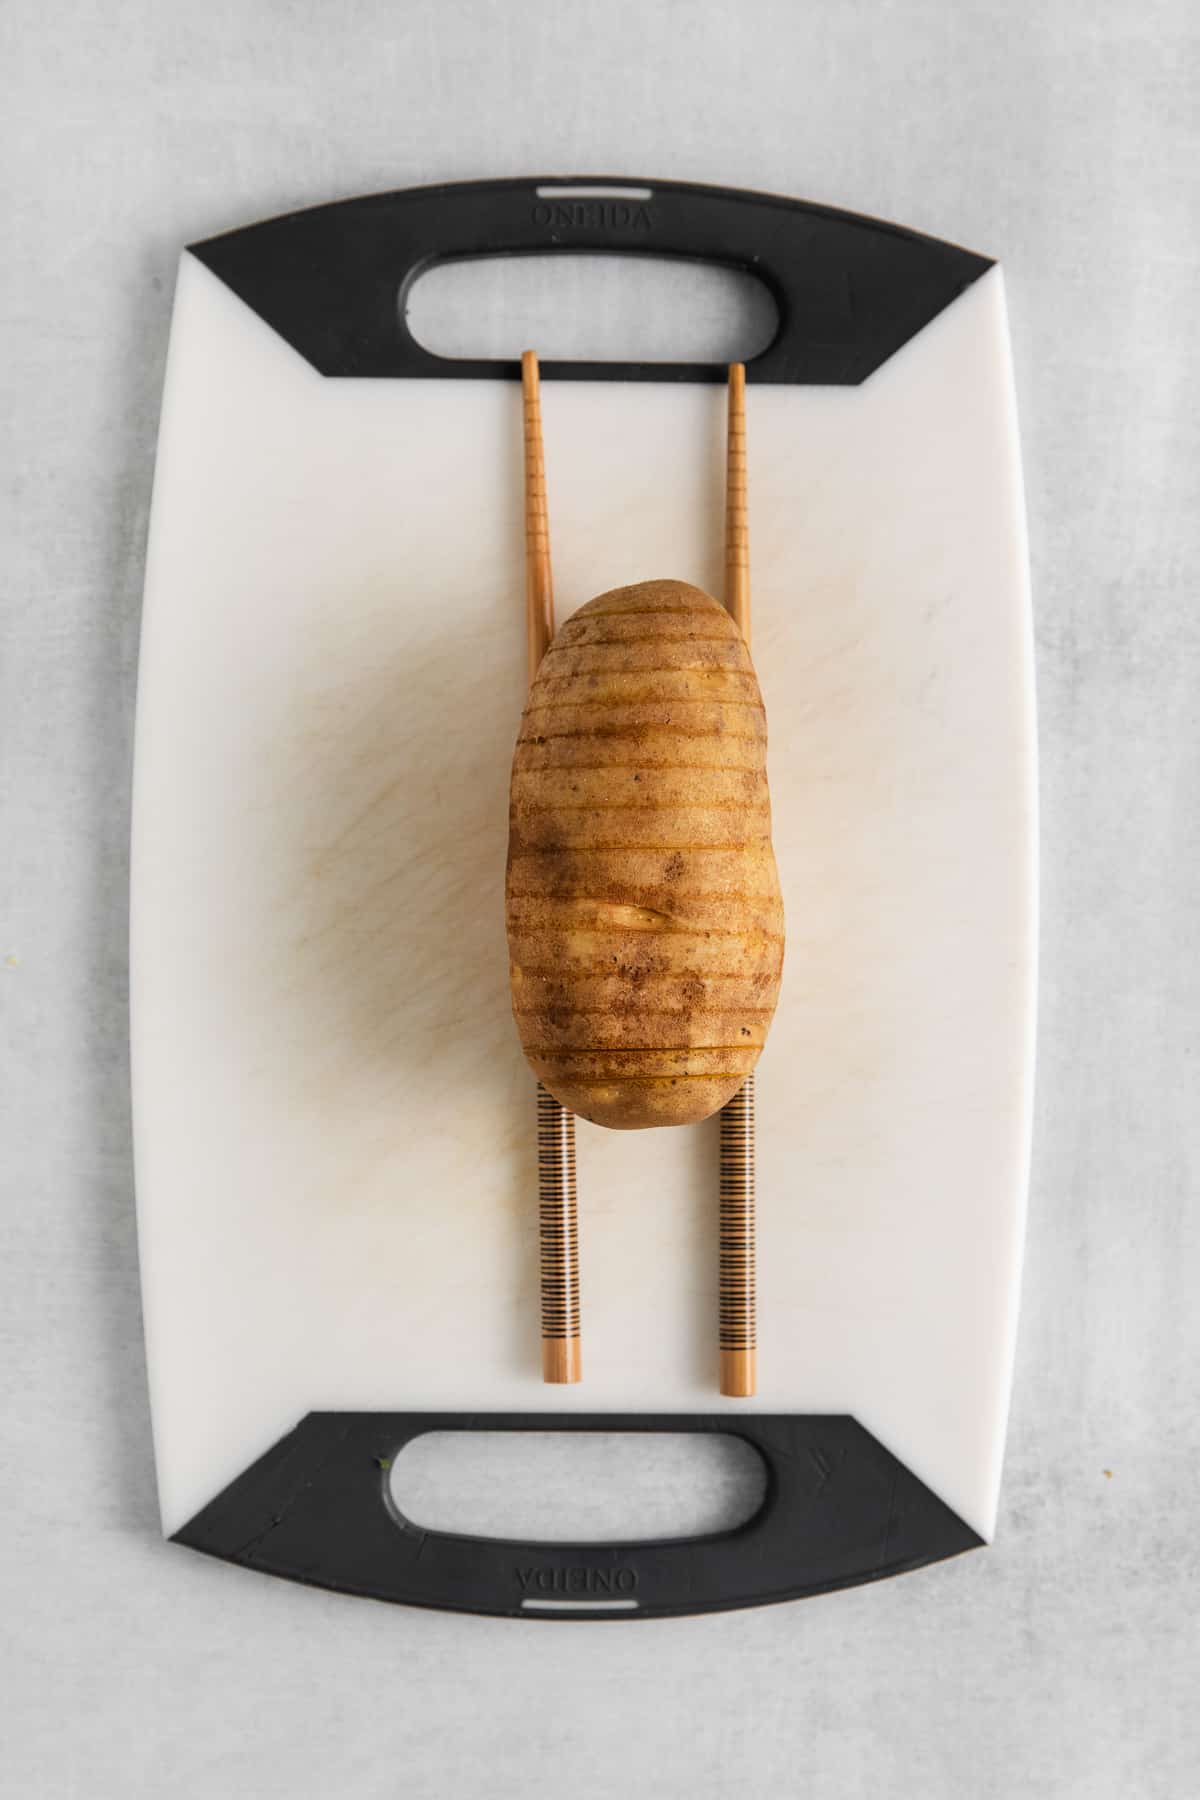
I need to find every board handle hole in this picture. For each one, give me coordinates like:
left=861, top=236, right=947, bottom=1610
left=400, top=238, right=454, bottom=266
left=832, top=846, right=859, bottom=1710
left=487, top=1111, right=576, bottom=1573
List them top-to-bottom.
left=534, top=184, right=653, bottom=201
left=403, top=254, right=778, bottom=366
left=387, top=1430, right=767, bottom=1543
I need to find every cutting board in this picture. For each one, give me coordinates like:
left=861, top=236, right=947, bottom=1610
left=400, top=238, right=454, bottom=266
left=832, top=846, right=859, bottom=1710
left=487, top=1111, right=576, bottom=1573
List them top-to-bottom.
left=131, top=176, right=1036, bottom=1618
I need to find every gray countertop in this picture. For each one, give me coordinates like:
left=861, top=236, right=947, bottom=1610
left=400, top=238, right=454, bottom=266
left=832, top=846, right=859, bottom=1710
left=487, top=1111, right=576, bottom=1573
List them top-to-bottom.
left=2, top=1, right=1196, bottom=1794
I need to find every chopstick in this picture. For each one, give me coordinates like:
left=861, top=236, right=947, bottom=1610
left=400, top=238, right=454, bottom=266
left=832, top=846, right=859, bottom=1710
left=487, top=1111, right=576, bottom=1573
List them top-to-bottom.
left=522, top=350, right=582, bottom=1385
left=523, top=350, right=555, bottom=684
left=724, top=361, right=751, bottom=641
left=719, top=362, right=757, bottom=1399
left=537, top=1085, right=580, bottom=1384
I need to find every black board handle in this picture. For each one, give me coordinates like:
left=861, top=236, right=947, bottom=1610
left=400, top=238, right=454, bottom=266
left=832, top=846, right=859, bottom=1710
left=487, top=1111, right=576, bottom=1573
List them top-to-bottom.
left=189, top=174, right=992, bottom=384
left=174, top=1412, right=982, bottom=1621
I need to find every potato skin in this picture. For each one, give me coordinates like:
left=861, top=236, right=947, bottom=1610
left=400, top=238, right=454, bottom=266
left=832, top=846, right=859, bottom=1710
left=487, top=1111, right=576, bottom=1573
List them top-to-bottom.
left=506, top=578, right=784, bottom=1129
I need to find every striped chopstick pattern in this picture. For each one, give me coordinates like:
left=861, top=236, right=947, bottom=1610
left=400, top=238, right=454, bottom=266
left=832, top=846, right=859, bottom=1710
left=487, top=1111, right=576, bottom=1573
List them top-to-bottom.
left=718, top=1071, right=756, bottom=1396
left=536, top=1081, right=581, bottom=1383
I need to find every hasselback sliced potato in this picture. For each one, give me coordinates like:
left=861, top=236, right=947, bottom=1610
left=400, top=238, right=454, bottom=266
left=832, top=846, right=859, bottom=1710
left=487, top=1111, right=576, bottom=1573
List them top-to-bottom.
left=506, top=577, right=784, bottom=1129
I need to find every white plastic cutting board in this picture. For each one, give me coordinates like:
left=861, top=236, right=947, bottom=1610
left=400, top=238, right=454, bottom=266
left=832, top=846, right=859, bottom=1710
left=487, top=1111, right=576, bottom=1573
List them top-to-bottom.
left=133, top=249, right=1035, bottom=1544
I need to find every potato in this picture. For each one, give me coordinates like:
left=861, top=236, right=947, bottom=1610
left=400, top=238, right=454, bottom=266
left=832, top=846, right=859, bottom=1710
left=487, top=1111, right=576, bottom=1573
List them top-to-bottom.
left=506, top=578, right=784, bottom=1129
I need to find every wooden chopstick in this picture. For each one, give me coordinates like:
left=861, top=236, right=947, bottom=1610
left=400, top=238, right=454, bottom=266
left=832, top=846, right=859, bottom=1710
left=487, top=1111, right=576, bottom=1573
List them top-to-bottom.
left=521, top=350, right=582, bottom=1385
left=523, top=350, right=555, bottom=681
left=724, top=361, right=751, bottom=644
left=719, top=362, right=757, bottom=1398
left=719, top=1074, right=756, bottom=1397
left=537, top=1084, right=580, bottom=1384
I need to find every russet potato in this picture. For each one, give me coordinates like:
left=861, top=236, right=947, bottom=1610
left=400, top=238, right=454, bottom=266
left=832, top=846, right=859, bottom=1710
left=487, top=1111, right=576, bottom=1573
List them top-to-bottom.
left=506, top=578, right=784, bottom=1129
